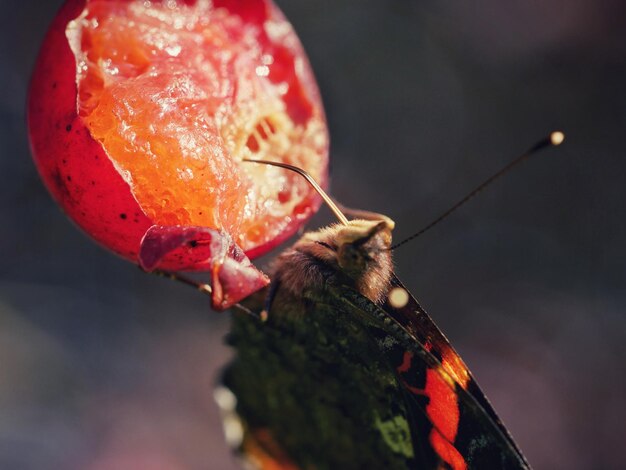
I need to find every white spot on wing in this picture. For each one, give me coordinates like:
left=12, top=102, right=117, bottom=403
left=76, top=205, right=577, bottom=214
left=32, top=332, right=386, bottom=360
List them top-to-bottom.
left=388, top=287, right=409, bottom=308
left=214, top=385, right=237, bottom=412
left=214, top=386, right=244, bottom=448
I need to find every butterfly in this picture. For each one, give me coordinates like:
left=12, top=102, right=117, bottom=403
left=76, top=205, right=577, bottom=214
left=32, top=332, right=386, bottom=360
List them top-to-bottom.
left=149, top=134, right=561, bottom=469
left=209, top=144, right=573, bottom=468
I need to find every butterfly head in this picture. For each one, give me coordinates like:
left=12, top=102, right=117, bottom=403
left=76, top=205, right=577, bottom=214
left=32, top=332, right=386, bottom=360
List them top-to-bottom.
left=292, top=217, right=395, bottom=303
left=335, top=218, right=393, bottom=273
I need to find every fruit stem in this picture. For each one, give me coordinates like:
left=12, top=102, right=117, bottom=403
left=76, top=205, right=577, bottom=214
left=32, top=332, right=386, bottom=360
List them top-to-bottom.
left=151, top=269, right=257, bottom=317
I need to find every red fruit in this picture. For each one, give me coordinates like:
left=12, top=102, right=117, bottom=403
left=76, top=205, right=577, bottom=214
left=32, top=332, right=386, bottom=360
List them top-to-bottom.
left=28, top=0, right=329, bottom=308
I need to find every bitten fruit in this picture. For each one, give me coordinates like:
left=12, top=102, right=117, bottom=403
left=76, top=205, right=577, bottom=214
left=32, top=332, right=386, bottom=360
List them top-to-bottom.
left=28, top=0, right=329, bottom=308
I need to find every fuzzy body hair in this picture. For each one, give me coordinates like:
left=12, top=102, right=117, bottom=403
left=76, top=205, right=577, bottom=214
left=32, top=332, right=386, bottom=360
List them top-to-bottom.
left=271, top=219, right=394, bottom=305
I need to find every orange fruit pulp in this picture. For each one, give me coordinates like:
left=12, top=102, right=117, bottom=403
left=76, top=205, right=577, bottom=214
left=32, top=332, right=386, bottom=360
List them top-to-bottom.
left=66, top=0, right=328, bottom=252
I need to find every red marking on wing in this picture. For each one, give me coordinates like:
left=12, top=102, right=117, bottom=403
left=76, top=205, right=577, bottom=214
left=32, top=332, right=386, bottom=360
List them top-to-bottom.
left=398, top=350, right=413, bottom=373
left=398, top=351, right=468, bottom=470
left=425, top=368, right=467, bottom=470
left=425, top=368, right=459, bottom=442
left=243, top=428, right=300, bottom=470
left=430, top=429, right=467, bottom=470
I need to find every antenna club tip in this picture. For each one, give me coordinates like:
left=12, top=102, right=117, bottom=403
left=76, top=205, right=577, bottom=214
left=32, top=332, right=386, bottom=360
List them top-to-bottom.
left=550, top=131, right=565, bottom=146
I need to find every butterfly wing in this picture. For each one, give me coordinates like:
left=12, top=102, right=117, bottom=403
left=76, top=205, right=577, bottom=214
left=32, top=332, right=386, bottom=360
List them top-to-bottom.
left=381, top=275, right=530, bottom=468
left=220, top=278, right=530, bottom=469
left=332, top=278, right=531, bottom=469
left=222, top=286, right=427, bottom=469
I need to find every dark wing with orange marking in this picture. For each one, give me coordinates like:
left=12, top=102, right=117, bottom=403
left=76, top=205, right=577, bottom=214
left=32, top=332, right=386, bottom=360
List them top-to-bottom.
left=378, top=276, right=531, bottom=469
left=221, top=279, right=531, bottom=469
left=223, top=285, right=431, bottom=469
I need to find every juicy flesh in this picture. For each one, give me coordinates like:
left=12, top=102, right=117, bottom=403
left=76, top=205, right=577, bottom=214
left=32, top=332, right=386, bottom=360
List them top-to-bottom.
left=67, top=0, right=327, bottom=249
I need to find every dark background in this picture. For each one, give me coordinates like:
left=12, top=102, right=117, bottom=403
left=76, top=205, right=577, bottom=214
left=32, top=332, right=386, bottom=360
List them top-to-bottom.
left=1, top=0, right=625, bottom=468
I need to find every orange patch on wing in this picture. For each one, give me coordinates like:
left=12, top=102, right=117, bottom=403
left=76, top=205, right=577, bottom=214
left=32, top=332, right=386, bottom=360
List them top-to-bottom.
left=439, top=346, right=471, bottom=391
left=397, top=351, right=468, bottom=470
left=424, top=368, right=460, bottom=443
left=425, top=368, right=467, bottom=470
left=243, top=429, right=300, bottom=470
left=430, top=429, right=468, bottom=470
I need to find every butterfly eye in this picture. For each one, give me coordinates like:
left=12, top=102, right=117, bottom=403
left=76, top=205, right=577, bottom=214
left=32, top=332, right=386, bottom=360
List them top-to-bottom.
left=315, top=241, right=335, bottom=251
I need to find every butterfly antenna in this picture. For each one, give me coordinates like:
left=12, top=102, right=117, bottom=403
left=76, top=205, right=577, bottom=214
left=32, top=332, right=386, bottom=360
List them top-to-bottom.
left=390, top=131, right=565, bottom=251
left=243, top=158, right=349, bottom=225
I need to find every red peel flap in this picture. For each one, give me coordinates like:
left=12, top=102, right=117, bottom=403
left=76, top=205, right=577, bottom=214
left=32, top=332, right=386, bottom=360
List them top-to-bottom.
left=139, top=225, right=269, bottom=310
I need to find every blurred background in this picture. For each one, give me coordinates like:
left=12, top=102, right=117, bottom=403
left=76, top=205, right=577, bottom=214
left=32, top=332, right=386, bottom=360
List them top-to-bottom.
left=1, top=0, right=625, bottom=468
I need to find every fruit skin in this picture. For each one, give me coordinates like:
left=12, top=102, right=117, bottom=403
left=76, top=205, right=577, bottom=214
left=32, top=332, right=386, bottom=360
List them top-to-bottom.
left=28, top=0, right=328, bottom=275
left=28, top=0, right=153, bottom=263
left=139, top=225, right=270, bottom=310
